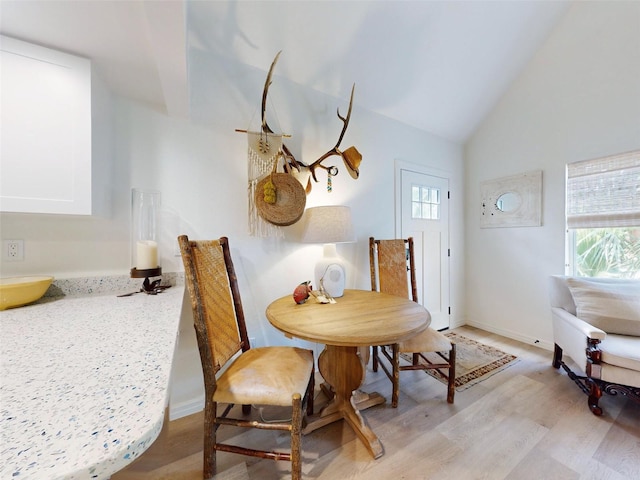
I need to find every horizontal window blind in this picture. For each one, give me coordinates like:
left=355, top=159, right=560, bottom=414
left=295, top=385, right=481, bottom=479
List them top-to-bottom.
left=566, top=150, right=640, bottom=228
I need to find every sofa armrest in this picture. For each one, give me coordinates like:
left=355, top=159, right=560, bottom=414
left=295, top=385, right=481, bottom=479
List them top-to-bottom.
left=551, top=307, right=606, bottom=374
left=552, top=307, right=606, bottom=341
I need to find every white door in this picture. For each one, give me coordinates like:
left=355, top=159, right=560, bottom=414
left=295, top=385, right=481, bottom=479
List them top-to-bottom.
left=399, top=168, right=450, bottom=330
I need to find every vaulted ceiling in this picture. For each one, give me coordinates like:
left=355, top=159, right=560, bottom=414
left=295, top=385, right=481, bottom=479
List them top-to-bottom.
left=0, top=0, right=570, bottom=143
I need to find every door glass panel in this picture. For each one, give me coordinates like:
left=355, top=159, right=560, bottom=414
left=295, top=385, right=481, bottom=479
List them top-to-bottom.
left=411, top=184, right=441, bottom=220
left=412, top=185, right=420, bottom=202
left=431, top=188, right=440, bottom=204
left=412, top=202, right=421, bottom=218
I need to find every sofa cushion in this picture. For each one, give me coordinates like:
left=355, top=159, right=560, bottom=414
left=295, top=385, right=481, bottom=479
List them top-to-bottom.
left=549, top=275, right=577, bottom=314
left=566, top=277, right=640, bottom=336
left=600, top=334, right=640, bottom=372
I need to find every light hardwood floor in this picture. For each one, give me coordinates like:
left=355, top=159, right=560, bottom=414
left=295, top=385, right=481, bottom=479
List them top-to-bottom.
left=112, top=326, right=640, bottom=479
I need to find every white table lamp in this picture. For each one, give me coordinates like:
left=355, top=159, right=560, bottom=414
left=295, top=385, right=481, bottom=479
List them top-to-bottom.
left=301, top=206, right=355, bottom=298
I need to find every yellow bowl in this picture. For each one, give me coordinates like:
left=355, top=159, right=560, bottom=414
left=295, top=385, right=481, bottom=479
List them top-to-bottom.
left=0, top=276, right=54, bottom=311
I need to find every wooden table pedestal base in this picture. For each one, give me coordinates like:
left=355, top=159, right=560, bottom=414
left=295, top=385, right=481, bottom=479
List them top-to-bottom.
left=302, top=345, right=385, bottom=459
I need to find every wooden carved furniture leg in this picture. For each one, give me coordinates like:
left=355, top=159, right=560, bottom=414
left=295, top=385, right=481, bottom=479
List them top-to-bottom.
left=586, top=338, right=604, bottom=416
left=553, top=342, right=606, bottom=416
left=447, top=343, right=456, bottom=404
left=552, top=343, right=563, bottom=369
left=305, top=344, right=384, bottom=458
left=391, top=344, right=400, bottom=408
left=372, top=345, right=379, bottom=371
left=586, top=378, right=604, bottom=416
left=291, top=393, right=303, bottom=480
left=204, top=397, right=215, bottom=479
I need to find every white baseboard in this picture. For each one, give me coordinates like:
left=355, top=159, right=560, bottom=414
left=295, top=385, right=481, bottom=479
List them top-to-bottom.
left=449, top=318, right=465, bottom=330
left=464, top=319, right=554, bottom=351
left=170, top=395, right=204, bottom=421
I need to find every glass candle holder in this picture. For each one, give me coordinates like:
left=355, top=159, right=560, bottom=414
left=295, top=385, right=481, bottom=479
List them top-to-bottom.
left=130, top=188, right=161, bottom=279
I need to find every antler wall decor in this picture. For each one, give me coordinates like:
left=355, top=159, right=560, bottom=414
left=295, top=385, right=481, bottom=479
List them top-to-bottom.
left=239, top=51, right=363, bottom=236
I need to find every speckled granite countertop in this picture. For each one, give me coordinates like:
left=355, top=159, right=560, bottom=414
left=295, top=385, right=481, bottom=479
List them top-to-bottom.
left=0, top=276, right=184, bottom=479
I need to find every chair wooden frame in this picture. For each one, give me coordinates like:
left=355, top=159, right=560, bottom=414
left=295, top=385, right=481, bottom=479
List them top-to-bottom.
left=179, top=235, right=314, bottom=479
left=369, top=236, right=456, bottom=407
left=553, top=341, right=640, bottom=415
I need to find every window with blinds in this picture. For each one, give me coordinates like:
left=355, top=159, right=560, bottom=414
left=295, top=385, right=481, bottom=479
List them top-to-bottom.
left=566, top=150, right=640, bottom=278
left=566, top=150, right=640, bottom=229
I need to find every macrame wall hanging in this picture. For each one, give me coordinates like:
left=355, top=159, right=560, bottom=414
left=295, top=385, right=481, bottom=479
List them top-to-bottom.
left=238, top=51, right=364, bottom=238
left=246, top=130, right=284, bottom=237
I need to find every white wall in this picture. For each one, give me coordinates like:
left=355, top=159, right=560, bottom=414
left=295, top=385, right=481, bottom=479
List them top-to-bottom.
left=6, top=0, right=638, bottom=420
left=464, top=1, right=640, bottom=348
left=0, top=68, right=463, bottom=418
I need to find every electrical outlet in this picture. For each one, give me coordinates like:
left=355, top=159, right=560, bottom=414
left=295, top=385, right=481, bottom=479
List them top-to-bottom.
left=3, top=239, right=24, bottom=261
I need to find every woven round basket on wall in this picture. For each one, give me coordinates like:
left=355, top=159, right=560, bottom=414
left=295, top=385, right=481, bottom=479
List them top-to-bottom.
left=255, top=172, right=306, bottom=226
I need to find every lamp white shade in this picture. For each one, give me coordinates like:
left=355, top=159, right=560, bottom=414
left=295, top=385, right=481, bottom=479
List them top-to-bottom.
left=301, top=206, right=355, bottom=244
left=302, top=206, right=355, bottom=297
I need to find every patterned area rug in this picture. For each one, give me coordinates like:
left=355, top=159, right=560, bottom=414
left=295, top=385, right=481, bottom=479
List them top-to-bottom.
left=401, top=331, right=518, bottom=391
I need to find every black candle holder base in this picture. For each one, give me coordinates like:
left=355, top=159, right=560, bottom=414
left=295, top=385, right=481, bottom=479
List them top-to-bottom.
left=130, top=267, right=162, bottom=279
left=118, top=268, right=171, bottom=297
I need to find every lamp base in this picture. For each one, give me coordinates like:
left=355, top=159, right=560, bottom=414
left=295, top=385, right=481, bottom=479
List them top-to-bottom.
left=315, top=260, right=345, bottom=298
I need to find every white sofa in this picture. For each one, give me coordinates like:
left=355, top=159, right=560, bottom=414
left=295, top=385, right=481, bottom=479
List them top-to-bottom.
left=549, top=275, right=640, bottom=415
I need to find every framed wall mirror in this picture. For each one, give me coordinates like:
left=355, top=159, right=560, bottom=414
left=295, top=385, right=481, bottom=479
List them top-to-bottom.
left=480, top=170, right=542, bottom=228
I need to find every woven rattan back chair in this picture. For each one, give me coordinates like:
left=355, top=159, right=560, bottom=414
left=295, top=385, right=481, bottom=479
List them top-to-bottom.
left=178, top=235, right=315, bottom=480
left=369, top=236, right=456, bottom=407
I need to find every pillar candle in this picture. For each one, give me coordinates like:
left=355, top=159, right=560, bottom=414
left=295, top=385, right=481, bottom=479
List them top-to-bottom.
left=136, top=240, right=158, bottom=270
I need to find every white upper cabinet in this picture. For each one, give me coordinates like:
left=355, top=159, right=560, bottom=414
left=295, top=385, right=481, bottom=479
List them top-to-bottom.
left=1, top=35, right=97, bottom=215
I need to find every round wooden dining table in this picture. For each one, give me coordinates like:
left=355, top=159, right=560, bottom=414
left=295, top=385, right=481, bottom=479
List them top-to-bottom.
left=266, top=289, right=430, bottom=459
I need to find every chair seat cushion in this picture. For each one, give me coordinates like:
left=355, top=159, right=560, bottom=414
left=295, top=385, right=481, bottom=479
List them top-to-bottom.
left=399, top=327, right=451, bottom=353
left=600, top=334, right=640, bottom=372
left=214, top=346, right=314, bottom=407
